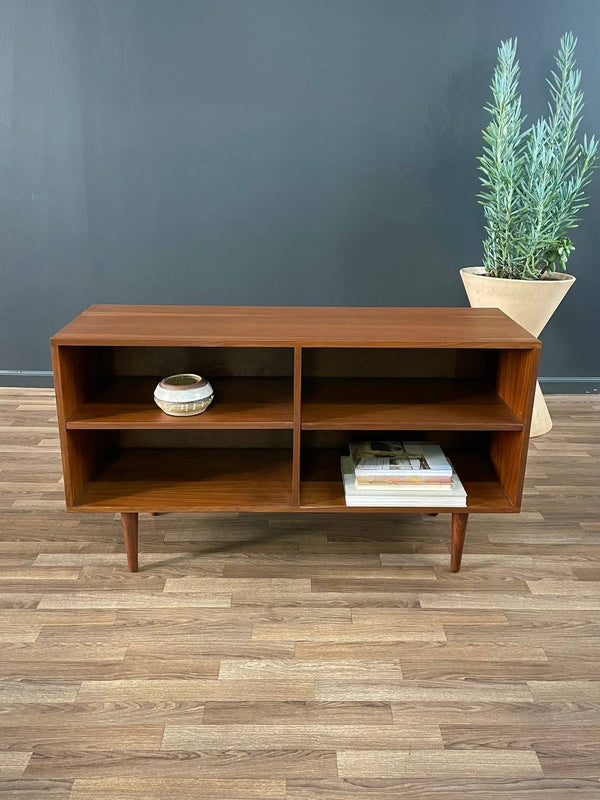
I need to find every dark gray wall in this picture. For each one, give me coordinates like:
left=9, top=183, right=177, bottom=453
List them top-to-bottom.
left=1, top=0, right=599, bottom=381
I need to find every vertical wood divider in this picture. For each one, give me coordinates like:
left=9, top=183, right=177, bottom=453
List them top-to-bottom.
left=292, top=347, right=302, bottom=506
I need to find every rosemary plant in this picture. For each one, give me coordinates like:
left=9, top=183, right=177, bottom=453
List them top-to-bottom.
left=479, top=33, right=597, bottom=280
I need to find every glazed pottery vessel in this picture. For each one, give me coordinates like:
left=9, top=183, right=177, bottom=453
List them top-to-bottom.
left=460, top=266, right=575, bottom=437
left=154, top=374, right=214, bottom=416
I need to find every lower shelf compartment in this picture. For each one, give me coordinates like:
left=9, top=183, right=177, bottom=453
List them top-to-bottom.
left=72, top=445, right=514, bottom=515
left=74, top=447, right=293, bottom=512
left=300, top=448, right=514, bottom=513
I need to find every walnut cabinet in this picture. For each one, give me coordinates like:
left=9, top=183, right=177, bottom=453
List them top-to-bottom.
left=51, top=306, right=540, bottom=572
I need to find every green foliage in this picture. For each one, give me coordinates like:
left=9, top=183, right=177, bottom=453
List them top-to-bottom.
left=478, top=33, right=598, bottom=280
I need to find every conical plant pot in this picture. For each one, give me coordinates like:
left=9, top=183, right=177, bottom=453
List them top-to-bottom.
left=460, top=266, right=575, bottom=437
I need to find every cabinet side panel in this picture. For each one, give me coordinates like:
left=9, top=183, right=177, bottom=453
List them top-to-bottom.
left=51, top=345, right=104, bottom=507
left=491, top=348, right=539, bottom=506
left=496, top=348, right=539, bottom=420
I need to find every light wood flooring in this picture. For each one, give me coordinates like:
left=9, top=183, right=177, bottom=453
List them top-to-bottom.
left=0, top=387, right=599, bottom=798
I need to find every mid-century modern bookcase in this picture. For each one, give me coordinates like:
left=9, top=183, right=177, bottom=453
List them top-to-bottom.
left=51, top=306, right=540, bottom=573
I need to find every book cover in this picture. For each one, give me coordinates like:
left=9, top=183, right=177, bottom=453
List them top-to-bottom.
left=349, top=440, right=452, bottom=477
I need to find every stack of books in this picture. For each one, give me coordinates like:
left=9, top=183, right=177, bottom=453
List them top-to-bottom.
left=341, top=440, right=467, bottom=507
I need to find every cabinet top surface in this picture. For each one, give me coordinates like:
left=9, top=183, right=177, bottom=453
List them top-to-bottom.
left=51, top=305, right=540, bottom=348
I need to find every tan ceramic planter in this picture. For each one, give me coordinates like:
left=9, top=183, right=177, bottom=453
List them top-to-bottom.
left=460, top=266, right=575, bottom=437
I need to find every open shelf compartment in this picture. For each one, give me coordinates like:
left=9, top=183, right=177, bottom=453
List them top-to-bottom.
left=60, top=346, right=294, bottom=431
left=300, top=348, right=529, bottom=432
left=68, top=376, right=294, bottom=430
left=301, top=377, right=523, bottom=431
left=299, top=429, right=516, bottom=513
left=69, top=430, right=294, bottom=512
left=300, top=447, right=513, bottom=513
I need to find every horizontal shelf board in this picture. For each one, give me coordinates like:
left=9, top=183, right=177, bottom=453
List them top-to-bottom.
left=52, top=306, right=540, bottom=347
left=67, top=377, right=294, bottom=430
left=300, top=378, right=523, bottom=431
left=74, top=447, right=293, bottom=512
left=299, top=448, right=514, bottom=513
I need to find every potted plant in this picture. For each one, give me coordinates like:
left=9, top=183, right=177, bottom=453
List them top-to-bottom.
left=461, top=33, right=597, bottom=436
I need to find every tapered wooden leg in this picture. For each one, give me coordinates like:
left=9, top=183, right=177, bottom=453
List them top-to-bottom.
left=121, top=513, right=138, bottom=572
left=450, top=513, right=468, bottom=573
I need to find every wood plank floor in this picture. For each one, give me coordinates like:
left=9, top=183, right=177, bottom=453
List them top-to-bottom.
left=0, top=387, right=599, bottom=798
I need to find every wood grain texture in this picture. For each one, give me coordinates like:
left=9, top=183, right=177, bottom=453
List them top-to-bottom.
left=51, top=306, right=540, bottom=348
left=1, top=388, right=599, bottom=797
left=75, top=679, right=315, bottom=702
left=314, top=680, right=534, bottom=703
left=160, top=724, right=443, bottom=750
left=0, top=726, right=163, bottom=751
left=23, top=748, right=339, bottom=780
left=336, top=749, right=543, bottom=777
left=0, top=752, right=32, bottom=778
left=70, top=778, right=286, bottom=799
left=284, top=778, right=600, bottom=799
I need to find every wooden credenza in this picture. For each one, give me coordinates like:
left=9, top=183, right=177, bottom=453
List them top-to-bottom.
left=51, top=306, right=540, bottom=573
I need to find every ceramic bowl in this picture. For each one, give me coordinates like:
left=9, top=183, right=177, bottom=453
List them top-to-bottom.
left=154, top=373, right=214, bottom=416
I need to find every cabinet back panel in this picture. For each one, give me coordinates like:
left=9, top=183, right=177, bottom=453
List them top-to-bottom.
left=107, top=347, right=294, bottom=377
left=302, top=348, right=497, bottom=379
